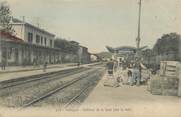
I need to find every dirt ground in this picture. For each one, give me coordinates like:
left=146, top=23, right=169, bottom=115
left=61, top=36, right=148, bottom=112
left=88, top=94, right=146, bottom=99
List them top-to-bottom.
left=81, top=74, right=181, bottom=117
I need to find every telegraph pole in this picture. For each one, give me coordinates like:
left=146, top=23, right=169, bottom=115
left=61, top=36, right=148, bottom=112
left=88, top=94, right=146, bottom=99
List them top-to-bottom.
left=135, top=0, right=142, bottom=86
left=135, top=0, right=142, bottom=61
left=136, top=0, right=142, bottom=49
left=0, top=27, right=1, bottom=65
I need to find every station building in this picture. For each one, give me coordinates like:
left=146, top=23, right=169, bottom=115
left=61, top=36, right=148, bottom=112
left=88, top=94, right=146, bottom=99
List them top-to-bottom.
left=0, top=18, right=62, bottom=66
left=0, top=18, right=91, bottom=66
left=11, top=18, right=54, bottom=48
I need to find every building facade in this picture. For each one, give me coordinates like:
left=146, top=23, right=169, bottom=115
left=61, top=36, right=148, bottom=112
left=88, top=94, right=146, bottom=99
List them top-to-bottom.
left=0, top=18, right=91, bottom=66
left=0, top=18, right=59, bottom=66
left=11, top=18, right=54, bottom=48
left=0, top=32, right=62, bottom=66
left=78, top=46, right=91, bottom=64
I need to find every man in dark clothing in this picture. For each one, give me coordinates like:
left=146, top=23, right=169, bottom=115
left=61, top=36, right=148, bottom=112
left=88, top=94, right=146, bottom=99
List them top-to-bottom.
left=1, top=57, right=6, bottom=70
left=107, top=59, right=114, bottom=75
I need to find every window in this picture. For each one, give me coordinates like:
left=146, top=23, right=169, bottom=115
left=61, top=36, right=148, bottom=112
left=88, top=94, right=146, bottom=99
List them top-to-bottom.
left=28, top=32, right=33, bottom=43
left=36, top=34, right=40, bottom=44
left=41, top=36, right=43, bottom=45
left=44, top=37, right=47, bottom=46
left=50, top=40, right=53, bottom=47
left=8, top=48, right=13, bottom=59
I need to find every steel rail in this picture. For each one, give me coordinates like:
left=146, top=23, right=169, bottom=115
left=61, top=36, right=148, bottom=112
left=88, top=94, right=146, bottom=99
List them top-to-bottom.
left=0, top=67, right=89, bottom=89
left=22, top=69, right=97, bottom=108
left=63, top=70, right=105, bottom=108
left=63, top=71, right=105, bottom=108
left=63, top=85, right=90, bottom=108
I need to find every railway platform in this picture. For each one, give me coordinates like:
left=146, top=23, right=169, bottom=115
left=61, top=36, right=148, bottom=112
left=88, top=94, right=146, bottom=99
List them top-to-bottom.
left=0, top=63, right=100, bottom=82
left=0, top=63, right=76, bottom=74
left=81, top=70, right=181, bottom=117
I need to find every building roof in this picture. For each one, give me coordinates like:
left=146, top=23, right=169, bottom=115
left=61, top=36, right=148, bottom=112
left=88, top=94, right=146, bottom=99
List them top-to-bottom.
left=11, top=18, right=55, bottom=37
left=0, top=31, right=24, bottom=43
left=0, top=31, right=61, bottom=51
left=106, top=45, right=148, bottom=53
left=106, top=46, right=136, bottom=53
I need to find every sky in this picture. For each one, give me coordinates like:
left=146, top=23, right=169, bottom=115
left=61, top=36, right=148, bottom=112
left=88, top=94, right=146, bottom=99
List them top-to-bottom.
left=3, top=0, right=181, bottom=53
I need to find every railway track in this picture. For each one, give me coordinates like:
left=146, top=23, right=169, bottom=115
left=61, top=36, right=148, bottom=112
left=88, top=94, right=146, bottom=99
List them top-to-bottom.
left=0, top=62, right=105, bottom=89
left=0, top=65, right=104, bottom=107
left=0, top=67, right=89, bottom=89
left=21, top=68, right=105, bottom=108
left=63, top=72, right=104, bottom=108
left=63, top=85, right=90, bottom=108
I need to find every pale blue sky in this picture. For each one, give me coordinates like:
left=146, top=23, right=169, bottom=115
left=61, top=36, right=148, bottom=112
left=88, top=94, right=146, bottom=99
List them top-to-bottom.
left=5, top=0, right=181, bottom=53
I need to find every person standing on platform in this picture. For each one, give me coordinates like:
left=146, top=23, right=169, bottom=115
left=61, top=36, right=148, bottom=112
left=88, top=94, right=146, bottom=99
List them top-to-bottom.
left=1, top=57, right=6, bottom=70
left=33, top=58, right=36, bottom=68
left=106, top=59, right=114, bottom=76
left=43, top=61, right=48, bottom=72
left=138, top=63, right=142, bottom=84
left=132, top=64, right=141, bottom=86
left=128, top=70, right=133, bottom=85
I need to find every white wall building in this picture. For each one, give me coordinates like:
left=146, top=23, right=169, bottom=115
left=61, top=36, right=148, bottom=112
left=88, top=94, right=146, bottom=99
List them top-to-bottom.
left=11, top=18, right=55, bottom=48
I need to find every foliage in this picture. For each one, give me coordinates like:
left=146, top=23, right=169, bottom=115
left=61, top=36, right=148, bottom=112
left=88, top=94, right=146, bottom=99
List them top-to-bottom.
left=0, top=1, right=13, bottom=33
left=153, top=33, right=181, bottom=55
left=54, top=38, right=79, bottom=54
left=142, top=49, right=153, bottom=58
left=97, top=52, right=113, bottom=59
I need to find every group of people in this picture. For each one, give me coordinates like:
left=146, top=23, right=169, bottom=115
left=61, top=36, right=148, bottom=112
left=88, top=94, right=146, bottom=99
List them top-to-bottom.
left=106, top=59, right=142, bottom=86
left=106, top=59, right=118, bottom=76
left=127, top=65, right=141, bottom=86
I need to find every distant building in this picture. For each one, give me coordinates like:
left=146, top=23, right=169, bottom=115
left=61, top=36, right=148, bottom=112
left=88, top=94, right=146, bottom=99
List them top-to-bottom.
left=11, top=18, right=55, bottom=48
left=106, top=45, right=148, bottom=62
left=78, top=46, right=91, bottom=64
left=106, top=46, right=136, bottom=54
left=106, top=46, right=136, bottom=62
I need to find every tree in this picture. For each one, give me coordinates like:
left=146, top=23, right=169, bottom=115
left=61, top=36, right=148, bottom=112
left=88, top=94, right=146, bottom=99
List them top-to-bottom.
left=0, top=1, right=13, bottom=33
left=153, top=33, right=181, bottom=55
left=54, top=38, right=80, bottom=54
left=142, top=49, right=153, bottom=58
left=97, top=52, right=113, bottom=59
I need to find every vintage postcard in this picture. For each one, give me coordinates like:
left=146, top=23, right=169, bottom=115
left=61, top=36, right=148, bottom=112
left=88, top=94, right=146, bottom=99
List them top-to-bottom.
left=0, top=0, right=181, bottom=117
